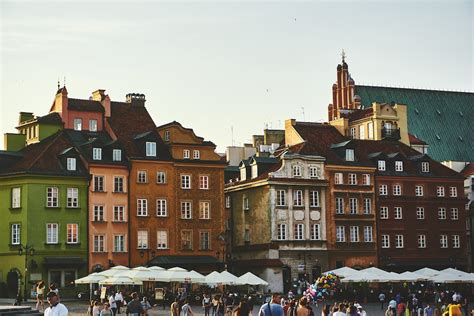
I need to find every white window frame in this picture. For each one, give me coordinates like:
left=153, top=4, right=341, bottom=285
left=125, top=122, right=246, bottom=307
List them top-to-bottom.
left=73, top=118, right=82, bottom=131
left=89, top=119, right=97, bottom=132
left=368, top=122, right=374, bottom=139
left=359, top=125, right=365, bottom=140
left=350, top=127, right=356, bottom=139
left=164, top=130, right=170, bottom=141
left=146, top=142, right=156, bottom=157
left=92, top=148, right=102, bottom=160
left=112, top=149, right=122, bottom=161
left=183, top=149, right=190, bottom=159
left=345, top=149, right=355, bottom=161
left=193, top=150, right=200, bottom=159
left=67, top=158, right=76, bottom=171
left=378, top=160, right=386, bottom=171
left=395, top=161, right=403, bottom=172
left=421, top=162, right=430, bottom=173
left=292, top=165, right=302, bottom=177
left=309, top=166, right=320, bottom=178
left=137, top=170, right=148, bottom=183
left=157, top=171, right=167, bottom=184
left=334, top=173, right=343, bottom=184
left=348, top=173, right=357, bottom=185
left=362, top=174, right=371, bottom=186
left=93, top=175, right=105, bottom=192
left=181, top=175, right=191, bottom=189
left=199, top=175, right=209, bottom=189
left=114, top=176, right=124, bottom=193
left=379, top=184, right=388, bottom=196
left=393, top=184, right=402, bottom=196
left=415, top=185, right=424, bottom=196
left=437, top=186, right=445, bottom=197
left=12, top=187, right=21, bottom=208
left=47, top=187, right=59, bottom=207
left=449, top=187, right=457, bottom=197
left=67, top=188, right=79, bottom=208
left=276, top=190, right=286, bottom=206
left=293, top=190, right=303, bottom=207
left=310, top=191, right=319, bottom=207
left=225, top=196, right=231, bottom=208
left=243, top=196, right=249, bottom=210
left=335, top=197, right=344, bottom=214
left=349, top=198, right=358, bottom=214
left=363, top=198, right=371, bottom=214
left=137, top=199, right=148, bottom=216
left=156, top=199, right=167, bottom=217
left=181, top=201, right=192, bottom=219
left=199, top=201, right=210, bottom=219
left=93, top=205, right=105, bottom=222
left=113, top=205, right=125, bottom=222
left=380, top=207, right=389, bottom=219
left=394, top=207, right=403, bottom=219
left=416, top=207, right=425, bottom=219
left=438, top=207, right=447, bottom=220
left=451, top=208, right=459, bottom=220
left=11, top=223, right=21, bottom=245
left=47, top=223, right=59, bottom=244
left=66, top=223, right=79, bottom=244
left=277, top=224, right=287, bottom=240
left=294, top=224, right=304, bottom=240
left=310, top=224, right=321, bottom=240
left=336, top=226, right=345, bottom=242
left=350, top=226, right=359, bottom=242
left=363, top=226, right=373, bottom=242
left=137, top=230, right=148, bottom=249
left=157, top=230, right=168, bottom=249
left=181, top=230, right=193, bottom=250
left=199, top=231, right=210, bottom=250
left=93, top=235, right=105, bottom=252
left=114, top=235, right=126, bottom=252
left=381, top=235, right=390, bottom=248
left=395, top=235, right=404, bottom=248
left=418, top=235, right=426, bottom=248
left=440, top=235, right=448, bottom=248
left=452, top=235, right=460, bottom=248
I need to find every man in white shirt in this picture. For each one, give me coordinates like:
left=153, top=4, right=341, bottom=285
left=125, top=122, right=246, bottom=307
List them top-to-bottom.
left=109, top=290, right=118, bottom=316
left=115, top=290, right=124, bottom=314
left=44, top=291, right=68, bottom=316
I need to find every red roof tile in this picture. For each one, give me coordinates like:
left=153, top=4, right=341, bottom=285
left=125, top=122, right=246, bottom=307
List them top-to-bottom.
left=408, top=133, right=427, bottom=145
left=461, top=163, right=474, bottom=176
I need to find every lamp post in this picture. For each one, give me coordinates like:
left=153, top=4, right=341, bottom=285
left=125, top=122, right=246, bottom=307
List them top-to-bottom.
left=18, top=244, right=34, bottom=302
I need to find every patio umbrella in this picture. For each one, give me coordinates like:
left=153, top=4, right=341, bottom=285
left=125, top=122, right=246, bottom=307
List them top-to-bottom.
left=99, top=266, right=131, bottom=277
left=117, top=266, right=161, bottom=282
left=323, top=267, right=359, bottom=278
left=413, top=268, right=439, bottom=278
left=237, top=272, right=269, bottom=286
left=398, top=272, right=427, bottom=282
left=75, top=273, right=107, bottom=284
left=99, top=275, right=142, bottom=285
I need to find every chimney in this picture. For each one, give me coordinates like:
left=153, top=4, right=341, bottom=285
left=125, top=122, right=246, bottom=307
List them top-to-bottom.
left=92, top=89, right=111, bottom=117
left=126, top=93, right=146, bottom=107
left=19, top=112, right=34, bottom=125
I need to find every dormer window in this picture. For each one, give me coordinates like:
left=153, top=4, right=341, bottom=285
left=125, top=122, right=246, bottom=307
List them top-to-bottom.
left=74, top=118, right=82, bottom=131
left=89, top=119, right=98, bottom=132
left=164, top=130, right=170, bottom=141
left=146, top=142, right=156, bottom=157
left=93, top=148, right=102, bottom=160
left=113, top=149, right=122, bottom=161
left=183, top=149, right=190, bottom=159
left=345, top=149, right=355, bottom=161
left=193, top=150, right=200, bottom=159
left=67, top=158, right=76, bottom=171
left=378, top=160, right=386, bottom=171
left=395, top=161, right=403, bottom=172
left=421, top=162, right=429, bottom=173
left=292, top=165, right=302, bottom=177
left=309, top=166, right=320, bottom=178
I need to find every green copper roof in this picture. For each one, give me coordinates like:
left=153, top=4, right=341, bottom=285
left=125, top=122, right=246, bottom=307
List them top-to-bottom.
left=355, top=85, right=474, bottom=162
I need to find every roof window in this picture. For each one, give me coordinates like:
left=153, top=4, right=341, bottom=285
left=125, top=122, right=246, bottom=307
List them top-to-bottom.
left=436, top=109, right=441, bottom=115
left=436, top=135, right=441, bottom=140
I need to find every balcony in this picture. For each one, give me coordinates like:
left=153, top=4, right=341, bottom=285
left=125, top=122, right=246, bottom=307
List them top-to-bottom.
left=382, top=127, right=401, bottom=140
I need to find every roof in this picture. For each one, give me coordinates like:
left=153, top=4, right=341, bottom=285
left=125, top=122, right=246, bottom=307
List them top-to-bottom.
left=355, top=85, right=474, bottom=162
left=68, top=98, right=104, bottom=112
left=107, top=102, right=171, bottom=159
left=348, top=107, right=373, bottom=122
left=36, top=112, right=63, bottom=125
left=408, top=133, right=427, bottom=145
left=461, top=163, right=474, bottom=177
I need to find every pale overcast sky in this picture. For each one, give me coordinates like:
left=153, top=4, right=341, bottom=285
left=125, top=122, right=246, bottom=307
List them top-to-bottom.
left=1, top=1, right=472, bottom=152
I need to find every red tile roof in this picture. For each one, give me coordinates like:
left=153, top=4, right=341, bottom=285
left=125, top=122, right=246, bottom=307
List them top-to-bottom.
left=68, top=98, right=104, bottom=112
left=348, top=107, right=373, bottom=122
left=408, top=133, right=427, bottom=145
left=461, top=163, right=474, bottom=177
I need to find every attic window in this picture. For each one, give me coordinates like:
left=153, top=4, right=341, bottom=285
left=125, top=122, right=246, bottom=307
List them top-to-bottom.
left=164, top=130, right=170, bottom=141
left=146, top=142, right=156, bottom=157
left=93, top=148, right=102, bottom=160
left=345, top=149, right=355, bottom=161
left=67, top=158, right=76, bottom=171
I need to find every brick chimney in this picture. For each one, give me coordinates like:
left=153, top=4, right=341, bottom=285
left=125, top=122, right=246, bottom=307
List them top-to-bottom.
left=92, top=89, right=111, bottom=117
left=126, top=93, right=146, bottom=107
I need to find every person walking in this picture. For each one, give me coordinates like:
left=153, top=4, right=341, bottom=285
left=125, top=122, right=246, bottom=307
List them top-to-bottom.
left=36, top=280, right=46, bottom=311
left=115, top=290, right=124, bottom=314
left=44, top=291, right=68, bottom=316
left=108, top=291, right=117, bottom=316
left=126, top=292, right=144, bottom=316
left=379, top=292, right=386, bottom=310
left=257, top=293, right=284, bottom=316
left=203, top=294, right=212, bottom=316
left=296, top=297, right=310, bottom=316
left=171, top=298, right=180, bottom=316
left=233, top=299, right=251, bottom=316
left=181, top=300, right=194, bottom=316
left=100, top=303, right=113, bottom=316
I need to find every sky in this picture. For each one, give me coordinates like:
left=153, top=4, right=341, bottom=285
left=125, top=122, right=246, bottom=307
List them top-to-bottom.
left=1, top=0, right=472, bottom=153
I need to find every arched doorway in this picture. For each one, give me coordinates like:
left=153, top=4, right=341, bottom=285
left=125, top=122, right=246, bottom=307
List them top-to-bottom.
left=6, top=269, right=21, bottom=298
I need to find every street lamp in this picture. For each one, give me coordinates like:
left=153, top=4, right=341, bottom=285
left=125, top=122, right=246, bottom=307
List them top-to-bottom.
left=18, top=244, right=35, bottom=302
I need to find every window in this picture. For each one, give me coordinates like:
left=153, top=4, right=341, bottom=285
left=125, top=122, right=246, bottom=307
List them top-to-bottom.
left=73, top=118, right=82, bottom=131
left=89, top=119, right=97, bottom=132
left=368, top=122, right=374, bottom=139
left=359, top=125, right=365, bottom=140
left=350, top=127, right=356, bottom=139
left=164, top=130, right=170, bottom=141
left=146, top=142, right=156, bottom=157
left=93, top=148, right=102, bottom=160
left=112, top=149, right=122, bottom=161
left=183, top=149, right=190, bottom=159
left=345, top=149, right=355, bottom=161
left=193, top=150, right=200, bottom=159
left=67, top=158, right=76, bottom=171
left=378, top=160, right=386, bottom=171
left=395, top=161, right=403, bottom=172
left=421, top=162, right=430, bottom=173
left=293, top=165, right=302, bottom=177
left=309, top=166, right=320, bottom=178
left=137, top=171, right=147, bottom=183
left=157, top=171, right=166, bottom=184
left=334, top=173, right=343, bottom=184
left=348, top=174, right=357, bottom=185
left=362, top=174, right=371, bottom=186
left=181, top=175, right=191, bottom=189
left=93, top=176, right=104, bottom=192
left=113, top=176, right=125, bottom=193
left=199, top=176, right=209, bottom=189
left=379, top=184, right=388, bottom=196
left=393, top=185, right=402, bottom=196
left=415, top=185, right=424, bottom=196
left=437, top=186, right=445, bottom=197
left=12, top=187, right=21, bottom=208
left=47, top=187, right=59, bottom=207
left=449, top=187, right=457, bottom=197
left=67, top=188, right=79, bottom=208
left=276, top=190, right=286, bottom=206
left=293, top=190, right=303, bottom=207
left=310, top=191, right=319, bottom=207
left=225, top=196, right=231, bottom=208
left=243, top=196, right=249, bottom=210
left=335, top=197, right=344, bottom=214
left=349, top=198, right=358, bottom=214
left=363, top=198, right=371, bottom=214
left=137, top=199, right=148, bottom=216
left=156, top=199, right=167, bottom=217
left=181, top=201, right=192, bottom=219
left=199, top=201, right=210, bottom=219
left=93, top=205, right=105, bottom=221
left=113, top=206, right=125, bottom=222
left=380, top=207, right=388, bottom=219
left=394, top=207, right=403, bottom=219
left=416, top=207, right=425, bottom=220
left=438, top=208, right=446, bottom=220
left=451, top=208, right=459, bottom=220
left=47, top=223, right=59, bottom=244
left=11, top=224, right=20, bottom=245
left=67, top=224, right=78, bottom=244
left=277, top=224, right=287, bottom=240
left=294, top=224, right=304, bottom=240
left=310, top=224, right=321, bottom=240
left=336, top=226, right=345, bottom=242
left=350, top=226, right=359, bottom=242
left=363, top=226, right=373, bottom=242
left=244, top=229, right=250, bottom=242
left=137, top=230, right=148, bottom=249
left=157, top=230, right=168, bottom=249
left=181, top=230, right=192, bottom=250
left=199, top=231, right=210, bottom=250
left=93, top=235, right=105, bottom=252
left=114, top=235, right=125, bottom=252
left=381, top=235, right=390, bottom=248
left=395, top=235, right=404, bottom=248
left=418, top=235, right=426, bottom=248
left=440, top=235, right=448, bottom=248
left=452, top=235, right=460, bottom=248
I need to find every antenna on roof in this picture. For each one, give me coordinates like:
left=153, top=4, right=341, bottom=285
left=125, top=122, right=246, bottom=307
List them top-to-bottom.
left=341, top=49, right=346, bottom=63
left=63, top=76, right=66, bottom=87
left=57, top=78, right=60, bottom=90
left=301, top=107, right=306, bottom=121
left=231, top=125, right=235, bottom=146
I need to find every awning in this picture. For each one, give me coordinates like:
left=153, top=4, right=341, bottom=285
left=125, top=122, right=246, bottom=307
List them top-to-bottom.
left=147, top=256, right=223, bottom=271
left=43, top=257, right=86, bottom=268
left=233, top=259, right=283, bottom=268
